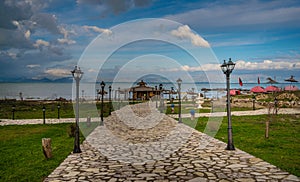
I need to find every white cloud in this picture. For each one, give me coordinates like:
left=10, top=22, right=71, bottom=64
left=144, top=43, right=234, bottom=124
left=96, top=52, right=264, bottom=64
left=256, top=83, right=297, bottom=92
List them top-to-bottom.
left=12, top=20, right=20, bottom=28
left=83, top=25, right=112, bottom=35
left=171, top=25, right=210, bottom=47
left=57, top=26, right=76, bottom=45
left=24, top=30, right=30, bottom=39
left=57, top=38, right=76, bottom=45
left=34, top=39, right=50, bottom=48
left=164, top=60, right=300, bottom=72
left=235, top=60, right=300, bottom=70
left=27, top=64, right=40, bottom=68
left=45, top=68, right=70, bottom=77
left=88, top=68, right=97, bottom=73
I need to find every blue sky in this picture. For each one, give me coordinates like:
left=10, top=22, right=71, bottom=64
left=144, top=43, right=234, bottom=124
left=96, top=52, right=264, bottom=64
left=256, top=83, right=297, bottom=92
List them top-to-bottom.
left=0, top=0, right=300, bottom=83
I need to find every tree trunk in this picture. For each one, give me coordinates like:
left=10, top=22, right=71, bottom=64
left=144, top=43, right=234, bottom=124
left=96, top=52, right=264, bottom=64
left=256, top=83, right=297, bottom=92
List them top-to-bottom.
left=42, top=138, right=52, bottom=159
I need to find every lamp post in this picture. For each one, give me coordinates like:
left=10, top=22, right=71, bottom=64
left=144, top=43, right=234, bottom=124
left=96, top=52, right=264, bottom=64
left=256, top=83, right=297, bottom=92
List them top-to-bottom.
left=220, top=58, right=235, bottom=150
left=71, top=66, right=83, bottom=153
left=177, top=78, right=182, bottom=123
left=100, top=81, right=105, bottom=126
left=159, top=83, right=163, bottom=112
left=108, top=85, right=112, bottom=115
left=155, top=86, right=158, bottom=108
left=118, top=87, right=121, bottom=109
left=252, top=95, right=256, bottom=111
left=274, top=97, right=278, bottom=115
left=57, top=104, right=61, bottom=119
left=12, top=105, right=16, bottom=120
left=42, top=106, right=46, bottom=124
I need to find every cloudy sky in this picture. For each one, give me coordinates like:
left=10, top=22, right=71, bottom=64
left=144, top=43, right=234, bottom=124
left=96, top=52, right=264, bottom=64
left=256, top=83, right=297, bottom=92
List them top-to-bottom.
left=1, top=0, right=300, bottom=83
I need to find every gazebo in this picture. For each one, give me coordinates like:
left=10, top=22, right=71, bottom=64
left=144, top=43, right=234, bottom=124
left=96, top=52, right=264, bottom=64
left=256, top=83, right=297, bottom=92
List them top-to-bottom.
left=129, top=80, right=158, bottom=100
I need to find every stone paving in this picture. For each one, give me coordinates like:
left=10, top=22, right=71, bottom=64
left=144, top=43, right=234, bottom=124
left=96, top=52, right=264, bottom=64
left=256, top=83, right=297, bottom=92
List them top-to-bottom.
left=43, top=102, right=300, bottom=182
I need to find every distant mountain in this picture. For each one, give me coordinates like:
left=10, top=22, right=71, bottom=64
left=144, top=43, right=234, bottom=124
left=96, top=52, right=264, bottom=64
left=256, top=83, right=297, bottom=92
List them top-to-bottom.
left=0, top=77, right=73, bottom=83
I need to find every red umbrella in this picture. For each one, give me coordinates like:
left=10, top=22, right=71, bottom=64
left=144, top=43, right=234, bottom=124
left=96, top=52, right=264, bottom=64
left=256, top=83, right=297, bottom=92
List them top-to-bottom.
left=265, top=85, right=281, bottom=92
left=284, top=85, right=299, bottom=91
left=250, top=86, right=265, bottom=93
left=230, top=89, right=240, bottom=96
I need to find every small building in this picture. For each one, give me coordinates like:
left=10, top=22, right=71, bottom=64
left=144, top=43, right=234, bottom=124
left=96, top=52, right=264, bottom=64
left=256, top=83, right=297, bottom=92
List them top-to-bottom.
left=129, top=80, right=160, bottom=100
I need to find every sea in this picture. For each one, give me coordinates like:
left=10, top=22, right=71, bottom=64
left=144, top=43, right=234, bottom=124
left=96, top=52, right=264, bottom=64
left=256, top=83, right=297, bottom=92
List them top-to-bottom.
left=0, top=82, right=299, bottom=100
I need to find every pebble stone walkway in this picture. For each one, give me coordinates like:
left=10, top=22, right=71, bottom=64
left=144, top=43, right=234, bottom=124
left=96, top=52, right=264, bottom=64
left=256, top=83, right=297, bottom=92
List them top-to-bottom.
left=43, top=102, right=300, bottom=182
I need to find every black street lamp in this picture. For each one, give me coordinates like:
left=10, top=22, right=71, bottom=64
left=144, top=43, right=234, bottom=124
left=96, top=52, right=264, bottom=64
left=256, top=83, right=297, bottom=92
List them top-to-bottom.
left=221, top=58, right=236, bottom=150
left=71, top=66, right=83, bottom=153
left=177, top=78, right=182, bottom=123
left=100, top=81, right=105, bottom=126
left=159, top=83, right=163, bottom=112
left=108, top=85, right=112, bottom=115
left=155, top=85, right=158, bottom=108
left=118, top=87, right=121, bottom=109
left=171, top=87, right=174, bottom=103
left=252, top=95, right=256, bottom=111
left=274, top=97, right=278, bottom=115
left=57, top=104, right=61, bottom=119
left=12, top=105, right=16, bottom=120
left=42, top=106, right=46, bottom=124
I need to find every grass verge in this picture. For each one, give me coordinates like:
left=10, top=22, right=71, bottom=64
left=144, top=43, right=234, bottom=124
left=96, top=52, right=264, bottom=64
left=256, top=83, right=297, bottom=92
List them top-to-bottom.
left=188, top=114, right=300, bottom=176
left=0, top=123, right=85, bottom=182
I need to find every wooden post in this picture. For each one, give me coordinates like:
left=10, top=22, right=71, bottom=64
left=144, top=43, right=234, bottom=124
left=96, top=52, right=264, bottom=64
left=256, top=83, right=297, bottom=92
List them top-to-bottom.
left=266, top=103, right=273, bottom=139
left=87, top=116, right=91, bottom=127
left=265, top=119, right=269, bottom=139
left=42, top=138, right=52, bottom=159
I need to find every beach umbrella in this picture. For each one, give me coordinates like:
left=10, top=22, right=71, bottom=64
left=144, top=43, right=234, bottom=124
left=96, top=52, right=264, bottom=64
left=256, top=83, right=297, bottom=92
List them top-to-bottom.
left=284, top=75, right=298, bottom=83
left=284, top=75, right=298, bottom=91
left=266, top=77, right=278, bottom=84
left=265, top=85, right=281, bottom=92
left=284, top=85, right=299, bottom=91
left=250, top=86, right=265, bottom=93
left=230, top=89, right=240, bottom=96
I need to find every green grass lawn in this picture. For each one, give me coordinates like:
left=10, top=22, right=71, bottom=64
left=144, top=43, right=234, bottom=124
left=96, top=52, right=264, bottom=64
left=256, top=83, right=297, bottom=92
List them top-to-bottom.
left=0, top=100, right=133, bottom=119
left=1, top=100, right=299, bottom=180
left=186, top=114, right=300, bottom=176
left=0, top=123, right=85, bottom=182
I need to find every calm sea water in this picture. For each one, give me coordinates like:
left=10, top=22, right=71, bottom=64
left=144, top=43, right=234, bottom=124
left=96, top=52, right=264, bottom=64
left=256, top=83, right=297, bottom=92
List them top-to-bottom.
left=0, top=82, right=299, bottom=100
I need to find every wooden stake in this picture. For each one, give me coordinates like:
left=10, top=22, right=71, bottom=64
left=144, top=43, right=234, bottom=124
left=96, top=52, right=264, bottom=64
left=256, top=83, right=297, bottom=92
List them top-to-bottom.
left=265, top=119, right=269, bottom=139
left=42, top=138, right=52, bottom=159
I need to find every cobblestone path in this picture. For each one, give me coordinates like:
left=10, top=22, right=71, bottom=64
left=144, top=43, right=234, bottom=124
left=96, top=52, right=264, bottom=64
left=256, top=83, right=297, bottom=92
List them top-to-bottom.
left=44, top=102, right=300, bottom=182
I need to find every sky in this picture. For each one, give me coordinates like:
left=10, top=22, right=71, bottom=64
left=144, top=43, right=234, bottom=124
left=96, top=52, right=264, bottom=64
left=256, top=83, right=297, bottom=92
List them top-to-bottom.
left=0, top=0, right=300, bottom=84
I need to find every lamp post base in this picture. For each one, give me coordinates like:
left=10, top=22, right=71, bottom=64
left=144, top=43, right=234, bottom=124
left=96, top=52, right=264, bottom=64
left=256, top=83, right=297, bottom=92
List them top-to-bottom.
left=178, top=118, right=182, bottom=123
left=73, top=125, right=81, bottom=153
left=225, top=144, right=235, bottom=150
left=73, top=148, right=81, bottom=153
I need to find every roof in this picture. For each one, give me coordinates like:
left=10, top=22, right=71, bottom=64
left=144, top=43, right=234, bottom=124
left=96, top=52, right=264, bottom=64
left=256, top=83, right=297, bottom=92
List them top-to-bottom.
left=285, top=75, right=298, bottom=82
left=265, top=85, right=281, bottom=92
left=284, top=85, right=299, bottom=91
left=130, top=86, right=154, bottom=92
left=250, top=86, right=265, bottom=93
left=230, top=89, right=240, bottom=95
